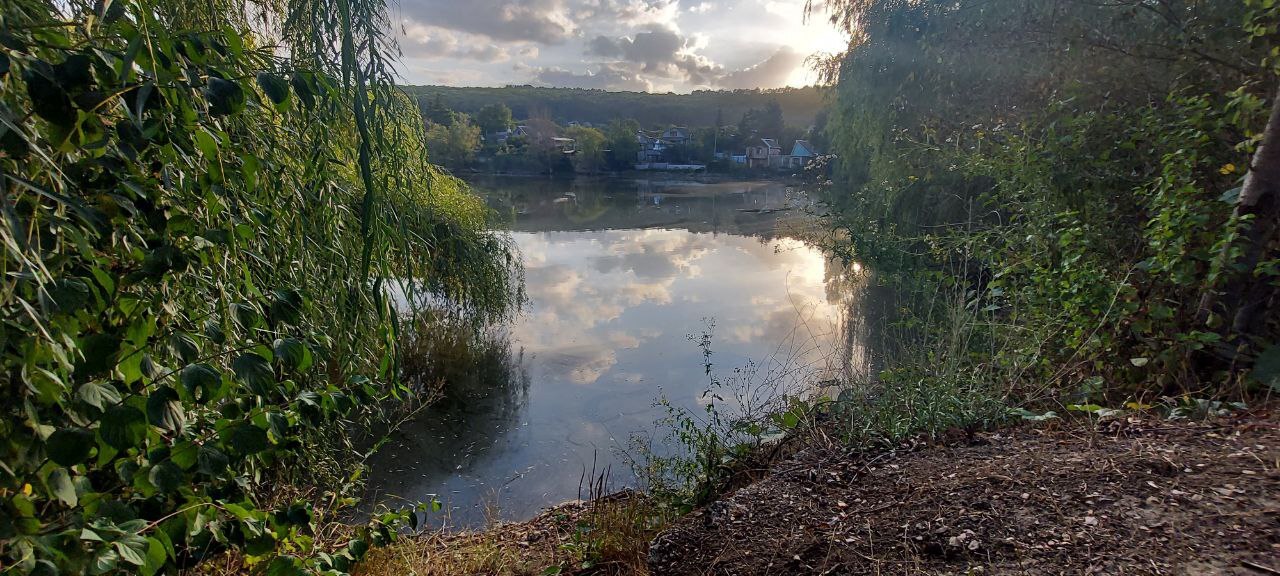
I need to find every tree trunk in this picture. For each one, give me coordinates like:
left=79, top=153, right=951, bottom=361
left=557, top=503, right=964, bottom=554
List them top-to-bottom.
left=1199, top=81, right=1280, bottom=345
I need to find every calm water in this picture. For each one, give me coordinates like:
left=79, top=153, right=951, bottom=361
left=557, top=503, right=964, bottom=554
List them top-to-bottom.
left=364, top=177, right=853, bottom=527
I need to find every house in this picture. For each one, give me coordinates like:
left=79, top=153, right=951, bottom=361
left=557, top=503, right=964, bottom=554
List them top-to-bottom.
left=491, top=125, right=529, bottom=144
left=660, top=127, right=690, bottom=145
left=636, top=130, right=665, bottom=163
left=551, top=137, right=576, bottom=153
left=746, top=138, right=782, bottom=169
left=788, top=140, right=819, bottom=169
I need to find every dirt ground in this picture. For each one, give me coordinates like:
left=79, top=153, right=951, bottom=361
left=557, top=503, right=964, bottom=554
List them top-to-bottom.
left=648, top=410, right=1280, bottom=576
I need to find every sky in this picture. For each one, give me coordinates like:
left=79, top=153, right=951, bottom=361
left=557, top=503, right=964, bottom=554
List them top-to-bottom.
left=387, top=0, right=848, bottom=92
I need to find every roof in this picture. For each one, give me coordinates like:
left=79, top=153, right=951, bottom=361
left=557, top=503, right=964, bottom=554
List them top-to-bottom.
left=761, top=138, right=780, bottom=149
left=792, top=140, right=817, bottom=156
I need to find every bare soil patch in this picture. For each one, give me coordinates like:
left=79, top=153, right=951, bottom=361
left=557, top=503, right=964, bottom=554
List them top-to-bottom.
left=648, top=410, right=1280, bottom=575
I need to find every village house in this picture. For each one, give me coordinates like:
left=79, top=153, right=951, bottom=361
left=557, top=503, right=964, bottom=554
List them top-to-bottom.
left=489, top=125, right=529, bottom=144
left=660, top=127, right=690, bottom=145
left=636, top=130, right=665, bottom=163
left=551, top=137, right=577, bottom=153
left=746, top=138, right=782, bottom=169
left=788, top=140, right=818, bottom=169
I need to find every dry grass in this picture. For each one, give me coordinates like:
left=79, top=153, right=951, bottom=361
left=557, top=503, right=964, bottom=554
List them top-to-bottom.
left=354, top=491, right=674, bottom=576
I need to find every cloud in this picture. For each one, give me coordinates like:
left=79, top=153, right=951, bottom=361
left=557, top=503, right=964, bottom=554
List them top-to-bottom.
left=394, top=0, right=679, bottom=45
left=400, top=21, right=513, bottom=62
left=583, top=25, right=722, bottom=87
left=719, top=46, right=804, bottom=89
left=532, top=63, right=655, bottom=92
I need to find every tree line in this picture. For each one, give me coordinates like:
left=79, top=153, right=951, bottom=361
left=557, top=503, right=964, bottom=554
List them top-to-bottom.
left=419, top=96, right=830, bottom=174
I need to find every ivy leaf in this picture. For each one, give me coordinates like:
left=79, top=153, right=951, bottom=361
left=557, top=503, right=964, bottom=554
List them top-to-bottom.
left=269, top=289, right=303, bottom=326
left=169, top=332, right=199, bottom=363
left=77, top=334, right=122, bottom=379
left=273, top=338, right=312, bottom=372
left=232, top=352, right=275, bottom=396
left=180, top=364, right=221, bottom=404
left=78, top=381, right=122, bottom=410
left=146, top=386, right=185, bottom=433
left=100, top=405, right=147, bottom=450
left=227, top=422, right=269, bottom=455
left=47, top=428, right=95, bottom=465
left=197, top=445, right=229, bottom=475
left=147, top=461, right=183, bottom=493
left=48, top=467, right=77, bottom=506
left=266, top=555, right=305, bottom=576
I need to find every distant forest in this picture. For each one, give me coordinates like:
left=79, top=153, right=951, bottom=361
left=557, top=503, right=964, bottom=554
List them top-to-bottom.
left=402, top=85, right=830, bottom=128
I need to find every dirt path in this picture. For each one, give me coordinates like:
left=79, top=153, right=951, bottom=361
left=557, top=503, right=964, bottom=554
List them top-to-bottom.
left=648, top=411, right=1279, bottom=575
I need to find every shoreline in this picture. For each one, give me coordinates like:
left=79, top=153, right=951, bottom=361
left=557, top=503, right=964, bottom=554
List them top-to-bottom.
left=355, top=408, right=1279, bottom=575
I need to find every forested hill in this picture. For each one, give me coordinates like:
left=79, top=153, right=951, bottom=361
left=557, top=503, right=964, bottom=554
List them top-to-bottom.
left=402, top=85, right=830, bottom=127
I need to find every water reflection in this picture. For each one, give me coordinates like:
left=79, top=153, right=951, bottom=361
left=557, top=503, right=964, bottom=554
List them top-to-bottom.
left=363, top=178, right=851, bottom=527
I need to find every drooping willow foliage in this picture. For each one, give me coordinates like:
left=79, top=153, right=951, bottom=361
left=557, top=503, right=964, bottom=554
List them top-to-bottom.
left=0, top=0, right=519, bottom=573
left=811, top=0, right=1279, bottom=418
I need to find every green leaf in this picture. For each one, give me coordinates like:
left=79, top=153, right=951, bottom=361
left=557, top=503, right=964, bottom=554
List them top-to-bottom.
left=22, top=65, right=76, bottom=128
left=256, top=73, right=290, bottom=106
left=290, top=73, right=315, bottom=109
left=203, top=77, right=245, bottom=116
left=194, top=129, right=218, bottom=159
left=43, top=278, right=91, bottom=313
left=270, top=289, right=303, bottom=326
left=169, top=332, right=200, bottom=363
left=77, top=333, right=123, bottom=378
left=273, top=338, right=313, bottom=372
left=1251, top=344, right=1280, bottom=391
left=232, top=352, right=275, bottom=395
left=1129, top=357, right=1149, bottom=367
left=180, top=364, right=221, bottom=404
left=146, top=386, right=185, bottom=433
left=100, top=405, right=147, bottom=450
left=227, top=422, right=269, bottom=455
left=47, top=428, right=95, bottom=465
left=170, top=441, right=199, bottom=470
left=197, top=445, right=229, bottom=475
left=147, top=461, right=183, bottom=493
left=48, top=468, right=77, bottom=506
left=115, top=534, right=149, bottom=566
left=140, top=537, right=166, bottom=576
left=91, top=548, right=120, bottom=575
left=266, top=555, right=305, bottom=576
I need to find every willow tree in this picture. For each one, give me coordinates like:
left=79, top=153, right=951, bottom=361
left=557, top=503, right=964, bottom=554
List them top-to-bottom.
left=0, top=0, right=518, bottom=573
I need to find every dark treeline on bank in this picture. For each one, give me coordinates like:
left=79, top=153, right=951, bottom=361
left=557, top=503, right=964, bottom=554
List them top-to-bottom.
left=403, top=85, right=828, bottom=129
left=415, top=92, right=832, bottom=176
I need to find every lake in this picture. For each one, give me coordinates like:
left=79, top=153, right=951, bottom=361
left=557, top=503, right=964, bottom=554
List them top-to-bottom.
left=363, top=176, right=857, bottom=527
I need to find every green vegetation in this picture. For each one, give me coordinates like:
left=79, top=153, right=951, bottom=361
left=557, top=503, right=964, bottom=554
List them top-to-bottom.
left=0, top=0, right=518, bottom=574
left=814, top=0, right=1280, bottom=439
left=404, top=85, right=829, bottom=130
left=415, top=95, right=821, bottom=175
